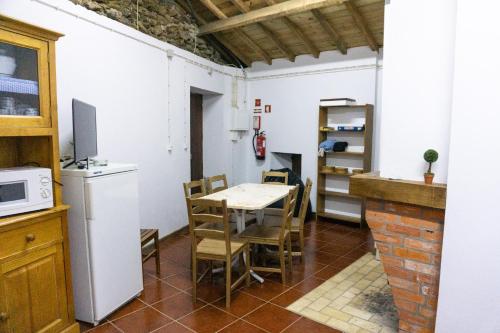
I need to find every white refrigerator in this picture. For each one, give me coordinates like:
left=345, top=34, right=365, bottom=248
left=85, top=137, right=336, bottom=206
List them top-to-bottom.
left=61, top=163, right=143, bottom=325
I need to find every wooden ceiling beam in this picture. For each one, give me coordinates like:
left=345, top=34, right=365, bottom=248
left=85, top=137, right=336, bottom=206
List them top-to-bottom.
left=176, top=0, right=251, bottom=66
left=198, top=0, right=348, bottom=35
left=199, top=0, right=272, bottom=64
left=263, top=0, right=319, bottom=59
left=344, top=0, right=378, bottom=52
left=311, top=9, right=347, bottom=54
left=282, top=17, right=320, bottom=58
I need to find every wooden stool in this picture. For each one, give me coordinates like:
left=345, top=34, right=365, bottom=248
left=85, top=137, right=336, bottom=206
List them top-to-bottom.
left=140, top=229, right=160, bottom=274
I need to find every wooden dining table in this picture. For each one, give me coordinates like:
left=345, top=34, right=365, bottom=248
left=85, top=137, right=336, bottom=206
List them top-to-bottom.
left=202, top=183, right=294, bottom=282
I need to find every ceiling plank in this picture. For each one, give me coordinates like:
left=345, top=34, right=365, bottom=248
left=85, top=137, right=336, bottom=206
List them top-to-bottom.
left=176, top=0, right=250, bottom=66
left=198, top=0, right=348, bottom=35
left=198, top=0, right=272, bottom=64
left=230, top=0, right=295, bottom=62
left=264, top=0, right=320, bottom=59
left=344, top=0, right=378, bottom=52
left=311, top=9, right=347, bottom=54
left=282, top=17, right=320, bottom=58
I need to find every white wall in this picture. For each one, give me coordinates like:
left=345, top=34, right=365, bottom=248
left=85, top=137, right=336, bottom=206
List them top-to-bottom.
left=0, top=0, right=246, bottom=237
left=378, top=0, right=457, bottom=183
left=436, top=1, right=500, bottom=331
left=244, top=48, right=382, bottom=210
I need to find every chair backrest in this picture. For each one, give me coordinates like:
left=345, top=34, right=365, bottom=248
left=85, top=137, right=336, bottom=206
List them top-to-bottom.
left=262, top=170, right=289, bottom=185
left=206, top=174, right=228, bottom=194
left=297, top=178, right=313, bottom=229
left=183, top=179, right=207, bottom=214
left=278, top=185, right=299, bottom=240
left=186, top=198, right=231, bottom=257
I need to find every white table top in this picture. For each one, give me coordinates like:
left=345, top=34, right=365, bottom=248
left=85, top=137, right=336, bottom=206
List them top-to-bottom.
left=201, top=183, right=295, bottom=210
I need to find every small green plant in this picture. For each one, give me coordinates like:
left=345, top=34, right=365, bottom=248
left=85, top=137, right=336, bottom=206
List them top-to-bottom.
left=423, top=149, right=439, bottom=174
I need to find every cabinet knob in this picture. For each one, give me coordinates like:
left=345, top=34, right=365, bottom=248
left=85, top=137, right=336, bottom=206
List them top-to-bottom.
left=25, top=234, right=36, bottom=242
left=0, top=312, right=8, bottom=321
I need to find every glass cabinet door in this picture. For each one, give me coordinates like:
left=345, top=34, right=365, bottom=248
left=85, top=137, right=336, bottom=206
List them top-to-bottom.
left=0, top=30, right=51, bottom=128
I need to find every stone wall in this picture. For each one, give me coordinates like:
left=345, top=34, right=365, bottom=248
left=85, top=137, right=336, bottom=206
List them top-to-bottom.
left=72, top=0, right=224, bottom=64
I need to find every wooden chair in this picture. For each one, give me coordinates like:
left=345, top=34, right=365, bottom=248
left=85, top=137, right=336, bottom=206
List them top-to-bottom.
left=262, top=170, right=289, bottom=185
left=206, top=174, right=228, bottom=194
left=263, top=178, right=313, bottom=262
left=239, top=185, right=299, bottom=284
left=187, top=198, right=250, bottom=308
left=140, top=228, right=160, bottom=274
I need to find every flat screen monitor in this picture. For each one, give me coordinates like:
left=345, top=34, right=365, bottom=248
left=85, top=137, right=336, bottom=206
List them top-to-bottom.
left=72, top=98, right=97, bottom=163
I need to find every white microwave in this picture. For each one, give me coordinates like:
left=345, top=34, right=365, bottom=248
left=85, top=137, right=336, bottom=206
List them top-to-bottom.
left=0, top=167, right=54, bottom=217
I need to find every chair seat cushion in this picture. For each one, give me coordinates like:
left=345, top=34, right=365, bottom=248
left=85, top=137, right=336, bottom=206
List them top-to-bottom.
left=262, top=216, right=301, bottom=230
left=239, top=224, right=288, bottom=241
left=196, top=238, right=246, bottom=257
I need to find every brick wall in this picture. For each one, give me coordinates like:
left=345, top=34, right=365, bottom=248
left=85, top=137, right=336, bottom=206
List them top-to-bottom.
left=365, top=199, right=445, bottom=333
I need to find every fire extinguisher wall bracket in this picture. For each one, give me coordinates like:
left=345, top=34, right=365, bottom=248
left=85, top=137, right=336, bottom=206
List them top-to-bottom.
left=253, top=130, right=266, bottom=160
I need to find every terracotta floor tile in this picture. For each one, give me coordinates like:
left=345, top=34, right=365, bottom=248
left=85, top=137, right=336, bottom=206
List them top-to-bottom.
left=160, top=235, right=191, bottom=249
left=317, top=244, right=352, bottom=256
left=160, top=245, right=191, bottom=266
left=303, top=250, right=341, bottom=265
left=329, top=256, right=357, bottom=269
left=144, top=258, right=190, bottom=279
left=314, top=265, right=345, bottom=280
left=164, top=271, right=194, bottom=291
left=143, top=272, right=161, bottom=286
left=292, top=276, right=326, bottom=293
left=139, top=280, right=182, bottom=304
left=191, top=280, right=227, bottom=303
left=240, top=280, right=290, bottom=301
left=270, top=288, right=305, bottom=307
left=212, top=291, right=265, bottom=317
left=152, top=292, right=206, bottom=319
left=106, top=298, right=147, bottom=321
left=243, top=303, right=301, bottom=333
left=178, top=305, right=238, bottom=333
left=112, top=307, right=172, bottom=333
left=282, top=317, right=342, bottom=333
left=218, top=320, right=268, bottom=333
left=78, top=321, right=94, bottom=332
left=152, top=321, right=195, bottom=332
left=87, top=323, right=122, bottom=333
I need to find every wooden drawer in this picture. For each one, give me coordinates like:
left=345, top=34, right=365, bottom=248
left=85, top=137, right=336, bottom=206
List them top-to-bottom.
left=0, top=217, right=63, bottom=259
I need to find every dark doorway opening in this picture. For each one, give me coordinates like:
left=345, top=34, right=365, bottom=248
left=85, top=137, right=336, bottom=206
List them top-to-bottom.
left=190, top=93, right=203, bottom=181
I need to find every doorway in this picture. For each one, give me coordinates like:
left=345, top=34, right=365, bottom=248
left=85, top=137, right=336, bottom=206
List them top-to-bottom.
left=190, top=93, right=203, bottom=181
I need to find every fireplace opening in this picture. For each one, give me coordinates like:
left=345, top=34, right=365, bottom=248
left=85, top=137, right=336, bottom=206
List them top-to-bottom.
left=270, top=152, right=302, bottom=178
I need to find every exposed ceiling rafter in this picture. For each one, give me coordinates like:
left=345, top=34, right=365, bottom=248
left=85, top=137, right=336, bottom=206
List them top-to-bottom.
left=344, top=0, right=379, bottom=52
left=311, top=9, right=347, bottom=54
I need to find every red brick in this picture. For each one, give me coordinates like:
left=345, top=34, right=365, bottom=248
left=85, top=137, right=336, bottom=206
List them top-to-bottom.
left=366, top=199, right=384, bottom=211
left=385, top=202, right=422, bottom=218
left=422, top=208, right=445, bottom=222
left=366, top=210, right=399, bottom=224
left=400, top=216, right=441, bottom=231
left=366, top=219, right=386, bottom=231
left=387, top=223, right=421, bottom=237
left=421, top=229, right=443, bottom=242
left=372, top=232, right=402, bottom=245
left=405, top=238, right=442, bottom=254
left=377, top=243, right=392, bottom=255
left=394, top=247, right=432, bottom=263
left=380, top=254, right=403, bottom=268
left=405, top=260, right=438, bottom=276
left=385, top=265, right=417, bottom=282
left=416, top=273, right=438, bottom=285
left=388, top=276, right=419, bottom=292
left=421, top=284, right=439, bottom=297
left=392, top=287, right=425, bottom=304
left=427, top=297, right=438, bottom=308
left=393, top=298, right=418, bottom=312
left=419, top=306, right=436, bottom=319
left=399, top=310, right=433, bottom=327
left=399, top=320, right=433, bottom=333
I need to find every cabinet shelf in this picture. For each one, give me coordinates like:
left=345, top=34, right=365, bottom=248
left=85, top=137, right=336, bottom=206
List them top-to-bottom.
left=324, top=151, right=365, bottom=157
left=318, top=188, right=361, bottom=199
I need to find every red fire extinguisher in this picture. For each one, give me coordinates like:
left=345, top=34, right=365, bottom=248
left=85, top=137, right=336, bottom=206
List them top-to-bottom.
left=253, top=130, right=266, bottom=160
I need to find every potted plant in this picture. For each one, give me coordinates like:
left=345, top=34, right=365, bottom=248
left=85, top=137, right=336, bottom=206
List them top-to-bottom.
left=423, top=149, right=439, bottom=184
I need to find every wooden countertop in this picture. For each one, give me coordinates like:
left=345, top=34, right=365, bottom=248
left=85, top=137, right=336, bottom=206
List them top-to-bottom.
left=349, top=172, right=446, bottom=209
left=0, top=205, right=70, bottom=229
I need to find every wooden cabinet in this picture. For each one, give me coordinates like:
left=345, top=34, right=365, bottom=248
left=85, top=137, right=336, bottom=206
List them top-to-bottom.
left=0, top=15, right=79, bottom=333
left=0, top=207, right=78, bottom=333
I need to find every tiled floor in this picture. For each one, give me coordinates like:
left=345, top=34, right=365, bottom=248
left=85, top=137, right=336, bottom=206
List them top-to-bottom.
left=78, top=218, right=374, bottom=333
left=288, top=253, right=398, bottom=333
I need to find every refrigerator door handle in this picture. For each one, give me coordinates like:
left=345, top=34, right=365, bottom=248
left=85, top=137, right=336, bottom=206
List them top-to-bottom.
left=84, top=182, right=95, bottom=220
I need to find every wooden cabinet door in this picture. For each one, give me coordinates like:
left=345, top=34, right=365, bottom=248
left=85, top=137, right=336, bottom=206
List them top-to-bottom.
left=0, top=29, right=51, bottom=128
left=0, top=244, right=70, bottom=333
